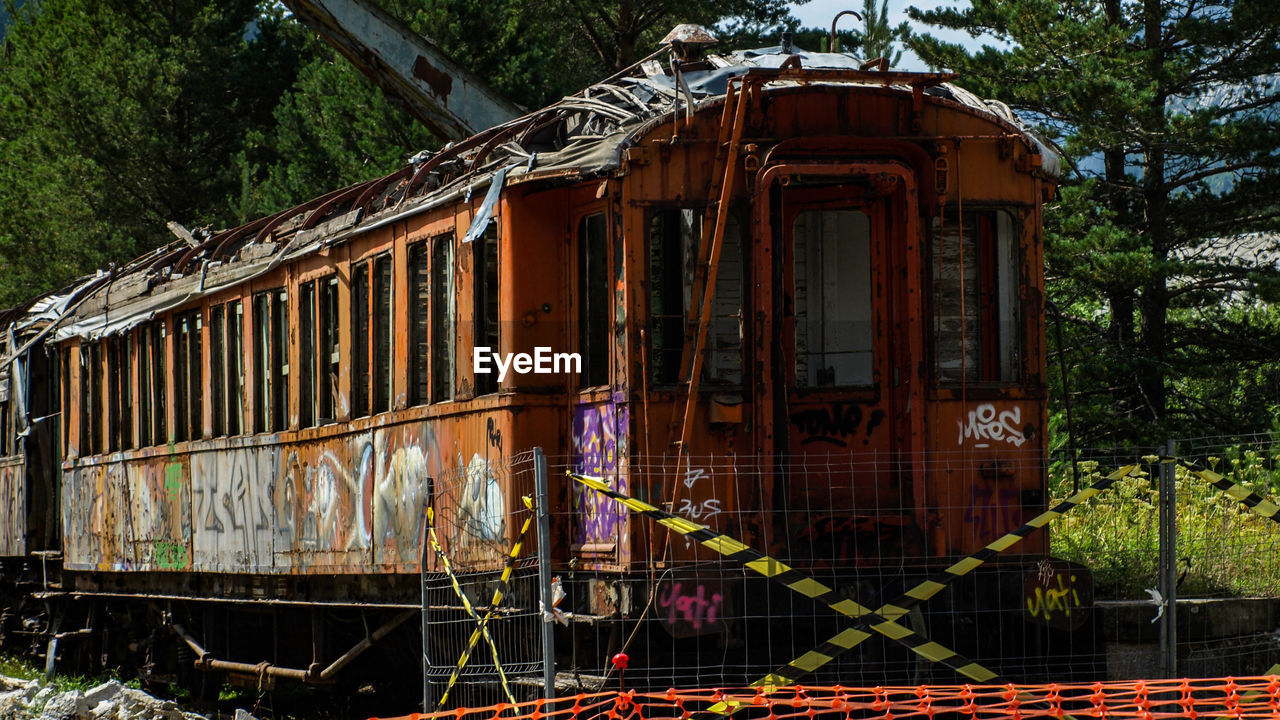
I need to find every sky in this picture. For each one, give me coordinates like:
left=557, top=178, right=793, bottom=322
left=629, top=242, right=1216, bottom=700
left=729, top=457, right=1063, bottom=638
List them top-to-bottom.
left=787, top=0, right=995, bottom=71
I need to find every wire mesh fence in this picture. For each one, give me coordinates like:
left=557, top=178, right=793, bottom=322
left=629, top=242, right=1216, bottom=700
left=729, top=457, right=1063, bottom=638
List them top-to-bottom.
left=418, top=438, right=1280, bottom=710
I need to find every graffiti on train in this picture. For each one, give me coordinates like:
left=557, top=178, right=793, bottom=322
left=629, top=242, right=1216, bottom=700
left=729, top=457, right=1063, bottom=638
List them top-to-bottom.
left=572, top=402, right=630, bottom=546
left=957, top=403, right=1029, bottom=448
left=59, top=419, right=515, bottom=573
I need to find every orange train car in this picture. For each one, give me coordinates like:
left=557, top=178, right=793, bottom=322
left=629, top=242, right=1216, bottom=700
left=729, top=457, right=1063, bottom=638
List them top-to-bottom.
left=0, top=32, right=1092, bottom=701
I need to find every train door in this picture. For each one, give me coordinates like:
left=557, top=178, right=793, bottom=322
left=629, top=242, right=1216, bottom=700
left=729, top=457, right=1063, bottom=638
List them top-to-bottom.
left=752, top=161, right=927, bottom=567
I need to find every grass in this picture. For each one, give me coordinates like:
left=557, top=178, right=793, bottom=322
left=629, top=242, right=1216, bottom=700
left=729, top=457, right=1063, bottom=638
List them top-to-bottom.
left=1049, top=451, right=1280, bottom=599
left=0, top=653, right=143, bottom=693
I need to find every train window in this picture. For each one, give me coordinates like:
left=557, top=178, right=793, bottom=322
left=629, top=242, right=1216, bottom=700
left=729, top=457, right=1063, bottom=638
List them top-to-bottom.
left=647, top=209, right=744, bottom=387
left=793, top=210, right=874, bottom=388
left=932, top=210, right=1021, bottom=384
left=578, top=213, right=609, bottom=388
left=473, top=224, right=500, bottom=395
left=432, top=234, right=455, bottom=402
left=408, top=242, right=430, bottom=406
left=372, top=254, right=393, bottom=413
left=351, top=263, right=370, bottom=418
left=318, top=278, right=339, bottom=423
left=299, top=281, right=316, bottom=428
left=252, top=289, right=288, bottom=433
left=253, top=291, right=268, bottom=431
left=272, top=291, right=288, bottom=432
left=227, top=301, right=244, bottom=435
left=211, top=302, right=246, bottom=437
left=211, top=304, right=225, bottom=435
left=174, top=310, right=202, bottom=442
left=150, top=321, right=166, bottom=443
left=136, top=328, right=152, bottom=446
left=106, top=337, right=121, bottom=451
left=116, top=337, right=132, bottom=450
left=80, top=341, right=102, bottom=455
left=61, top=349, right=71, bottom=456
left=0, top=365, right=10, bottom=457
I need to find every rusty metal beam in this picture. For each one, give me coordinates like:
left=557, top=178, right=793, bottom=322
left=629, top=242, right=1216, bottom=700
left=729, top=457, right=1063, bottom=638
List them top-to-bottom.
left=282, top=0, right=521, bottom=140
left=170, top=609, right=416, bottom=684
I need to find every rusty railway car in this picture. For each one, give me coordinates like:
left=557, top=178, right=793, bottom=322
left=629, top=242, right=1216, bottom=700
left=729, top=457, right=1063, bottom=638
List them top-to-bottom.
left=0, top=33, right=1095, bottom=703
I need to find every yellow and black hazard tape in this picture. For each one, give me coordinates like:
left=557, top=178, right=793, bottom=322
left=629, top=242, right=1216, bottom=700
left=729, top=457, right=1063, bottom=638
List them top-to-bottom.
left=745, top=463, right=1140, bottom=690
left=1184, top=464, right=1280, bottom=523
left=569, top=471, right=1001, bottom=685
left=432, top=491, right=537, bottom=707
left=428, top=498, right=535, bottom=709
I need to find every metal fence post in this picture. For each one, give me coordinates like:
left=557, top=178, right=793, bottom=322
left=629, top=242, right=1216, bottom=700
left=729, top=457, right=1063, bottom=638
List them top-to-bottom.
left=1159, top=439, right=1178, bottom=677
left=534, top=447, right=556, bottom=698
left=422, top=478, right=433, bottom=712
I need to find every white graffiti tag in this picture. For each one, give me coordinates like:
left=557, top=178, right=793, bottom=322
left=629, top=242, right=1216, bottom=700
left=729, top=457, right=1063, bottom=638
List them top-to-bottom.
left=957, top=404, right=1027, bottom=448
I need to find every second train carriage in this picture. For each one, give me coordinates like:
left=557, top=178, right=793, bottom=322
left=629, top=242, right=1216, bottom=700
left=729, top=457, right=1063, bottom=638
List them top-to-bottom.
left=0, top=32, right=1096, bottom=696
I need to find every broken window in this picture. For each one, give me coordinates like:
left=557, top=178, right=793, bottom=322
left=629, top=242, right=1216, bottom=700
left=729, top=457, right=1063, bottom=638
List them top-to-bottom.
left=648, top=209, right=744, bottom=387
left=794, top=210, right=874, bottom=388
left=932, top=210, right=1021, bottom=384
left=578, top=213, right=609, bottom=388
left=473, top=225, right=500, bottom=395
left=432, top=235, right=455, bottom=402
left=408, top=242, right=430, bottom=406
left=372, top=254, right=393, bottom=413
left=351, top=263, right=370, bottom=418
left=318, top=278, right=339, bottom=424
left=299, top=281, right=316, bottom=428
left=252, top=290, right=287, bottom=433
left=272, top=291, right=288, bottom=432
left=227, top=301, right=244, bottom=435
left=211, top=304, right=226, bottom=436
left=173, top=310, right=202, bottom=442
left=151, top=322, right=166, bottom=443
left=136, top=329, right=151, bottom=447
left=118, top=336, right=132, bottom=450
left=105, top=337, right=121, bottom=452
left=80, top=341, right=102, bottom=455
left=61, top=348, right=71, bottom=456
left=0, top=364, right=10, bottom=458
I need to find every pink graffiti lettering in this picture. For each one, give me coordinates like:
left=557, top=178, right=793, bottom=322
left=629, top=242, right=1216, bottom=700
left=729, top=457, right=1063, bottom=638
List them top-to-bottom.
left=658, top=582, right=724, bottom=631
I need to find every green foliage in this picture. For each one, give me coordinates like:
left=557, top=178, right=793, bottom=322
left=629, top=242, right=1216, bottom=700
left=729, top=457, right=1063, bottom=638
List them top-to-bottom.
left=0, top=0, right=303, bottom=305
left=910, top=0, right=1280, bottom=445
left=1050, top=453, right=1280, bottom=599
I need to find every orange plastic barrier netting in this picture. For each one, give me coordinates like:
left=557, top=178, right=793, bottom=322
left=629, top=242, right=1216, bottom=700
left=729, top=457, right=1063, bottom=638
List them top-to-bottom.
left=376, top=678, right=1280, bottom=720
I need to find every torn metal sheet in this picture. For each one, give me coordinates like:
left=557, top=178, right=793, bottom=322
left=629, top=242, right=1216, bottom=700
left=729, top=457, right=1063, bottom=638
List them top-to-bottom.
left=462, top=164, right=514, bottom=244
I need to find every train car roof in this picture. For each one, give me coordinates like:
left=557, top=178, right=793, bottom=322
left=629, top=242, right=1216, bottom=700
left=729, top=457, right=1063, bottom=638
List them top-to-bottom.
left=24, top=40, right=1059, bottom=345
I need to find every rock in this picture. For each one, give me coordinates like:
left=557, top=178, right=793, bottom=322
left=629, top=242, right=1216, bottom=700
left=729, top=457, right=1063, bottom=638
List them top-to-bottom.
left=0, top=675, right=35, bottom=692
left=84, top=681, right=122, bottom=707
left=32, top=686, right=55, bottom=709
left=0, top=688, right=30, bottom=719
left=38, top=689, right=86, bottom=720
left=89, top=699, right=118, bottom=719
left=234, top=709, right=258, bottom=720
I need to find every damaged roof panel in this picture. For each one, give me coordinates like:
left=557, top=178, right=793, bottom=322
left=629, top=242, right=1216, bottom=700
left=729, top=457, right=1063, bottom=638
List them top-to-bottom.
left=18, top=43, right=1058, bottom=345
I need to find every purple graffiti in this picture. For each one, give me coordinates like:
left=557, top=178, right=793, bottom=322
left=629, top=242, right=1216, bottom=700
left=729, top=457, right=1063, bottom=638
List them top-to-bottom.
left=572, top=402, right=629, bottom=544
left=963, top=486, right=1022, bottom=541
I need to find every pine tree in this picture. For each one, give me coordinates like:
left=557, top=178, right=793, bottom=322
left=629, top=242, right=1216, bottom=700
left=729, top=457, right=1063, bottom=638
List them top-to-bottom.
left=0, top=0, right=302, bottom=304
left=859, top=0, right=907, bottom=67
left=910, top=0, right=1280, bottom=444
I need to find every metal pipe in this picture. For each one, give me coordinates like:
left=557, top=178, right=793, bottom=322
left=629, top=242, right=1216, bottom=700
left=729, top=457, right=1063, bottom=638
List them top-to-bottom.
left=829, top=10, right=862, bottom=53
left=170, top=609, right=416, bottom=685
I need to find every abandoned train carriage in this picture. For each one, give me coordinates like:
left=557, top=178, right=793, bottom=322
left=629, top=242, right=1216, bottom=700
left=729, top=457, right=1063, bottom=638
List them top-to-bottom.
left=0, top=42, right=1084, bottom=693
